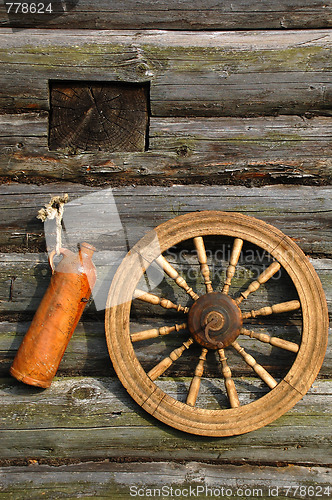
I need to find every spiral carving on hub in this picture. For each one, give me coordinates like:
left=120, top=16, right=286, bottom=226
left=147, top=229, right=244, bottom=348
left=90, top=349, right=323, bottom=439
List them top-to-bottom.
left=188, top=292, right=243, bottom=349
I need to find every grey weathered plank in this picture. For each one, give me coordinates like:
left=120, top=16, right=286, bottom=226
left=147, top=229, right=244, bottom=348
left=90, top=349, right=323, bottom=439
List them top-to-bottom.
left=0, top=0, right=331, bottom=30
left=0, top=29, right=331, bottom=116
left=1, top=114, right=331, bottom=183
left=150, top=116, right=332, bottom=155
left=0, top=184, right=331, bottom=255
left=1, top=252, right=331, bottom=312
left=1, top=254, right=330, bottom=377
left=2, top=320, right=331, bottom=378
left=0, top=376, right=331, bottom=464
left=0, top=461, right=331, bottom=500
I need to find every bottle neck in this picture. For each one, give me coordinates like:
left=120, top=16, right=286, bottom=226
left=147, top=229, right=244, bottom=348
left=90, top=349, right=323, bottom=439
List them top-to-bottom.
left=79, top=242, right=96, bottom=258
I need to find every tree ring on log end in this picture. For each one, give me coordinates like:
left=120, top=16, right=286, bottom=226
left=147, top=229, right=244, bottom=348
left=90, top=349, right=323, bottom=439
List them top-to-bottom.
left=49, top=81, right=149, bottom=152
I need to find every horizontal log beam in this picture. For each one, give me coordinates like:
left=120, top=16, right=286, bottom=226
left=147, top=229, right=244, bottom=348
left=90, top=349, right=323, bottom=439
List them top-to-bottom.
left=0, top=0, right=331, bottom=30
left=0, top=30, right=331, bottom=116
left=1, top=114, right=331, bottom=184
left=0, top=184, right=331, bottom=255
left=0, top=254, right=331, bottom=312
left=1, top=315, right=331, bottom=378
left=0, top=376, right=331, bottom=464
left=1, top=461, right=331, bottom=499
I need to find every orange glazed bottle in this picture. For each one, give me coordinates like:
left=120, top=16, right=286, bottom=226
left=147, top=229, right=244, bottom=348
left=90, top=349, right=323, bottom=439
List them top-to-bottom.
left=10, top=242, right=96, bottom=388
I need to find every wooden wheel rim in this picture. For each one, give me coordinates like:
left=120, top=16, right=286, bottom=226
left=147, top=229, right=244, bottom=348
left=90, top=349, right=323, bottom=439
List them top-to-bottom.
left=105, top=211, right=328, bottom=436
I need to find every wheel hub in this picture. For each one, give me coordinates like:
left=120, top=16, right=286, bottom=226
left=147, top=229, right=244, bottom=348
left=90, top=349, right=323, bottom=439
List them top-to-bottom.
left=188, top=292, right=243, bottom=350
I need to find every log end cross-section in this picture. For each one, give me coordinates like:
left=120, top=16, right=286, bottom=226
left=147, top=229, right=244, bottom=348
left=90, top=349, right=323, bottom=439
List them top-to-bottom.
left=49, top=81, right=149, bottom=153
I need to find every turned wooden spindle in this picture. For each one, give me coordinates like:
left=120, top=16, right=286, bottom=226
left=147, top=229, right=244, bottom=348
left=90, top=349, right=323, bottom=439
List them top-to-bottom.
left=193, top=237, right=213, bottom=293
left=222, top=238, right=243, bottom=294
left=156, top=255, right=199, bottom=301
left=236, top=261, right=281, bottom=304
left=133, top=289, right=189, bottom=314
left=242, top=300, right=301, bottom=319
left=131, top=323, right=187, bottom=342
left=241, top=328, right=299, bottom=353
left=147, top=338, right=194, bottom=381
left=232, top=341, right=278, bottom=389
left=186, top=348, right=208, bottom=407
left=218, top=349, right=240, bottom=408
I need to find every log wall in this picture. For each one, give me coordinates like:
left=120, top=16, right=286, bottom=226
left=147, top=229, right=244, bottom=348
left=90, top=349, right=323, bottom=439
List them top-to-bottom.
left=0, top=3, right=331, bottom=497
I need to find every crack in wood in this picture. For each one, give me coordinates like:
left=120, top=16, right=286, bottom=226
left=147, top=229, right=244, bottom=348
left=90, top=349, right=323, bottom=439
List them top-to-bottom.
left=8, top=276, right=16, bottom=302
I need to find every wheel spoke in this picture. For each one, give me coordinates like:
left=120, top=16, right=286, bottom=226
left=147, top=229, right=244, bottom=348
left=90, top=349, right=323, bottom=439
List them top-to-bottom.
left=193, top=237, right=213, bottom=293
left=222, top=238, right=243, bottom=294
left=156, top=255, right=199, bottom=301
left=236, top=261, right=281, bottom=305
left=133, top=289, right=189, bottom=314
left=242, top=300, right=301, bottom=319
left=131, top=322, right=187, bottom=342
left=241, top=328, right=299, bottom=353
left=147, top=337, right=194, bottom=381
left=232, top=341, right=278, bottom=389
left=186, top=348, right=208, bottom=407
left=217, top=349, right=240, bottom=408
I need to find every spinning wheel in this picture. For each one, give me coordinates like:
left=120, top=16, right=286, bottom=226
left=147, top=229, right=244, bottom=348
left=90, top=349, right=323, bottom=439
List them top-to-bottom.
left=105, top=212, right=328, bottom=436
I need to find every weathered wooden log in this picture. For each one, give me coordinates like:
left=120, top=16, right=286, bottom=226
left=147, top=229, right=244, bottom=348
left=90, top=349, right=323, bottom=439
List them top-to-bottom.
left=0, top=0, right=331, bottom=30
left=0, top=30, right=331, bottom=116
left=49, top=82, right=149, bottom=153
left=1, top=114, right=331, bottom=183
left=0, top=184, right=331, bottom=255
left=1, top=251, right=331, bottom=313
left=0, top=252, right=331, bottom=319
left=1, top=319, right=331, bottom=378
left=0, top=376, right=331, bottom=464
left=1, top=461, right=331, bottom=498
